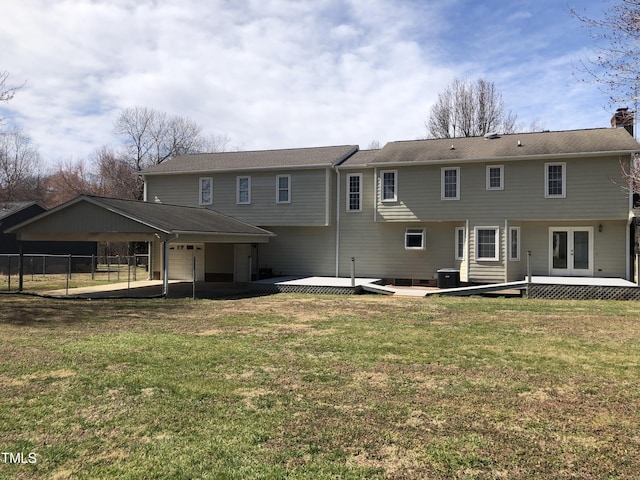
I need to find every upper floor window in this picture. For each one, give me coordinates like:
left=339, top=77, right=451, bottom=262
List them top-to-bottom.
left=545, top=162, right=566, bottom=198
left=486, top=165, right=504, bottom=190
left=441, top=167, right=460, bottom=200
left=381, top=170, right=397, bottom=202
left=346, top=173, right=362, bottom=212
left=276, top=175, right=291, bottom=203
left=237, top=176, right=251, bottom=204
left=199, top=177, right=213, bottom=205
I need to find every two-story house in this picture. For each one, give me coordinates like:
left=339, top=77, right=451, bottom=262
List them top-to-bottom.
left=7, top=127, right=639, bottom=287
left=141, top=127, right=639, bottom=285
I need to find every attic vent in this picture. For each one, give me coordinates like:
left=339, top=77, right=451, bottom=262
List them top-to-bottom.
left=484, top=132, right=500, bottom=140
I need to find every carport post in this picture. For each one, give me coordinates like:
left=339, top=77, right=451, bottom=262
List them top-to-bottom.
left=162, top=240, right=169, bottom=297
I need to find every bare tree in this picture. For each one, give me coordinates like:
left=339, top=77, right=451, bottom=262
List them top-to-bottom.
left=571, top=1, right=640, bottom=106
left=0, top=71, right=22, bottom=104
left=426, top=78, right=518, bottom=138
left=114, top=106, right=204, bottom=172
left=0, top=129, right=46, bottom=203
left=94, top=146, right=140, bottom=200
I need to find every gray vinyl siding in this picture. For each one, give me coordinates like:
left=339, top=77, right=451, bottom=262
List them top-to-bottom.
left=375, top=156, right=630, bottom=222
left=145, top=168, right=330, bottom=226
left=19, top=201, right=156, bottom=235
left=256, top=226, right=336, bottom=277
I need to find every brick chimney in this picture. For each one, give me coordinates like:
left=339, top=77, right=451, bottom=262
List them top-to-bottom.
left=611, top=107, right=634, bottom=136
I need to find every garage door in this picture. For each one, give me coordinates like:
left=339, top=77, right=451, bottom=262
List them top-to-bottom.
left=168, top=243, right=205, bottom=281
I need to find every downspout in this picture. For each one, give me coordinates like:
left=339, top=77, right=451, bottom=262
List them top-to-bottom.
left=627, top=153, right=635, bottom=282
left=334, top=165, right=341, bottom=277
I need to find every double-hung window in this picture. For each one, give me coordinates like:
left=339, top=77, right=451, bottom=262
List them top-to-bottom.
left=545, top=162, right=566, bottom=198
left=486, top=165, right=504, bottom=190
left=441, top=167, right=460, bottom=200
left=381, top=170, right=397, bottom=202
left=346, top=173, right=362, bottom=212
left=276, top=175, right=291, bottom=203
left=237, top=176, right=251, bottom=204
left=199, top=177, right=213, bottom=205
left=475, top=227, right=500, bottom=261
left=405, top=228, right=426, bottom=250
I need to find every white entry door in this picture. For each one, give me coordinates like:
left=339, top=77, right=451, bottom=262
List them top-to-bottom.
left=549, top=228, right=593, bottom=276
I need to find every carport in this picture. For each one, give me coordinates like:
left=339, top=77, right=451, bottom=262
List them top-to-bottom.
left=6, top=195, right=274, bottom=296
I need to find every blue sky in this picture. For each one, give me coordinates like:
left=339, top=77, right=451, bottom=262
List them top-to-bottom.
left=0, top=0, right=613, bottom=167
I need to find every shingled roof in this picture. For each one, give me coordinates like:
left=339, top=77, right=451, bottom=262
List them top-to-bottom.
left=369, top=128, right=640, bottom=166
left=142, top=145, right=359, bottom=174
left=7, top=196, right=274, bottom=238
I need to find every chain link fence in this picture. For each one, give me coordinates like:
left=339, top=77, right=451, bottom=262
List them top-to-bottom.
left=0, top=254, right=150, bottom=292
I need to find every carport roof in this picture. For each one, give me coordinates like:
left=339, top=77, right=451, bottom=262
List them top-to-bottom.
left=7, top=195, right=275, bottom=238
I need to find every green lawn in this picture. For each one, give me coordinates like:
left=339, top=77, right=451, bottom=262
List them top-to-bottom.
left=1, top=294, right=639, bottom=479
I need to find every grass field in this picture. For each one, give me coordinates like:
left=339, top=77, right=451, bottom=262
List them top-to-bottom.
left=1, top=293, right=639, bottom=479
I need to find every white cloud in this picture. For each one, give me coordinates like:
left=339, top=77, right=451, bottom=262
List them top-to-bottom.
left=0, top=0, right=617, bottom=169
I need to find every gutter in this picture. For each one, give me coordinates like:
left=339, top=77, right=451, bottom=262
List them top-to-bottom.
left=366, top=150, right=640, bottom=169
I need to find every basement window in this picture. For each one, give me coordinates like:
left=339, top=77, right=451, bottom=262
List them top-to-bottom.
left=405, top=228, right=426, bottom=250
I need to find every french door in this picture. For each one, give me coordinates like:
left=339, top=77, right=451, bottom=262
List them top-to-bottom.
left=549, top=227, right=593, bottom=276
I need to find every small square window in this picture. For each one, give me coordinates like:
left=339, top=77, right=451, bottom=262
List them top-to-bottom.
left=486, top=165, right=504, bottom=190
left=405, top=228, right=425, bottom=250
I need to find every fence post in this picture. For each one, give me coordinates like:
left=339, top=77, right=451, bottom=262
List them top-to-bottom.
left=18, top=245, right=24, bottom=292
left=91, top=254, right=95, bottom=280
left=7, top=255, right=11, bottom=292
left=66, top=255, right=70, bottom=296
left=117, top=255, right=120, bottom=282
left=192, top=255, right=196, bottom=300
left=127, top=257, right=131, bottom=294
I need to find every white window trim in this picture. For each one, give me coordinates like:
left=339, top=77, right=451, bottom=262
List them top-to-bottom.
left=545, top=162, right=566, bottom=198
left=486, top=165, right=504, bottom=190
left=441, top=167, right=460, bottom=200
left=381, top=170, right=398, bottom=202
left=346, top=173, right=362, bottom=212
left=276, top=174, right=291, bottom=204
left=237, top=176, right=251, bottom=204
left=199, top=177, right=213, bottom=205
left=475, top=226, right=500, bottom=261
left=509, top=226, right=520, bottom=261
left=455, top=227, right=465, bottom=260
left=405, top=228, right=426, bottom=251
